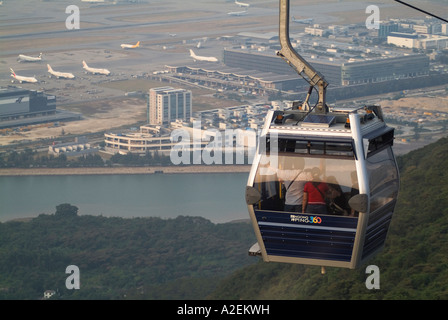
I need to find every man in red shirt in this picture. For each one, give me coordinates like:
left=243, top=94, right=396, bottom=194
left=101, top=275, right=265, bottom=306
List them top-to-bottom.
left=302, top=167, right=328, bottom=214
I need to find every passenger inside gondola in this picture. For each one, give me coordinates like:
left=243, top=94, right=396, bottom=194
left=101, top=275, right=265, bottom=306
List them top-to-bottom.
left=252, top=138, right=360, bottom=216
left=260, top=157, right=312, bottom=212
left=275, top=158, right=312, bottom=213
left=302, top=167, right=329, bottom=214
left=326, top=176, right=350, bottom=216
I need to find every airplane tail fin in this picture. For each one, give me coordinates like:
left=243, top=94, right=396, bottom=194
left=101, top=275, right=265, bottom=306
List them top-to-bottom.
left=136, top=41, right=140, bottom=47
left=189, top=49, right=195, bottom=57
left=39, top=53, right=43, bottom=59
left=82, top=61, right=88, bottom=68
left=47, top=64, right=52, bottom=72
left=10, top=68, right=15, bottom=76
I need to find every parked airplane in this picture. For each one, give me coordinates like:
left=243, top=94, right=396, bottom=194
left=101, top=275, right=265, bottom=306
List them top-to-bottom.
left=235, top=1, right=250, bottom=7
left=227, top=10, right=248, bottom=16
left=292, top=16, right=313, bottom=24
left=121, top=41, right=140, bottom=49
left=189, top=49, right=218, bottom=62
left=17, top=53, right=43, bottom=62
left=82, top=61, right=110, bottom=75
left=47, top=64, right=75, bottom=79
left=10, top=68, right=38, bottom=83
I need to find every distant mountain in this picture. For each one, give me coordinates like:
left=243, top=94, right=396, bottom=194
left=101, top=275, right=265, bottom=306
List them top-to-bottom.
left=209, top=137, right=448, bottom=300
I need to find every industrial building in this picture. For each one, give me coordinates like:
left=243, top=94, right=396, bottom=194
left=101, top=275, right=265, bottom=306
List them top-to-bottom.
left=0, top=86, right=81, bottom=129
left=0, top=87, right=55, bottom=118
left=148, top=87, right=192, bottom=125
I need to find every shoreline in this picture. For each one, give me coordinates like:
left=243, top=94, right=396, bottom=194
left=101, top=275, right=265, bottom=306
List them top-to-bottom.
left=0, top=165, right=251, bottom=176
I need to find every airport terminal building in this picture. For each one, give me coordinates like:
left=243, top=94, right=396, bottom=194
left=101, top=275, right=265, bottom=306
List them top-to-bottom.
left=165, top=49, right=429, bottom=94
left=222, top=49, right=429, bottom=87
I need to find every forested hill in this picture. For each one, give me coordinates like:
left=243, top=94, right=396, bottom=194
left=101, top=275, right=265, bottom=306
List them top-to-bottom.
left=209, top=137, right=448, bottom=300
left=0, top=209, right=256, bottom=300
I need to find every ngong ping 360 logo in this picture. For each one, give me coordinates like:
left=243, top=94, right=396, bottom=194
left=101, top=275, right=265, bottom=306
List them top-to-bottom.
left=290, top=214, right=322, bottom=224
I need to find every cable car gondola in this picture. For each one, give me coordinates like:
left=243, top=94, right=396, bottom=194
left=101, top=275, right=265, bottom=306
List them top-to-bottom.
left=245, top=0, right=399, bottom=270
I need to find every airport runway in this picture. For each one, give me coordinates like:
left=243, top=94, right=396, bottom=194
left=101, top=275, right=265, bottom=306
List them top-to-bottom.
left=0, top=0, right=279, bottom=104
left=1, top=1, right=265, bottom=92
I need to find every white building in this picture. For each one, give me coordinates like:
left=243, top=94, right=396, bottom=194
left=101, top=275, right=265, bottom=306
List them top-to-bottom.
left=305, top=26, right=330, bottom=37
left=388, top=31, right=448, bottom=50
left=387, top=32, right=418, bottom=48
left=149, top=87, right=192, bottom=126
left=104, top=125, right=173, bottom=155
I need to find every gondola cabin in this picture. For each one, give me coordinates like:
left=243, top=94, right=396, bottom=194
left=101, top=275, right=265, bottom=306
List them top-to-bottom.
left=245, top=105, right=399, bottom=269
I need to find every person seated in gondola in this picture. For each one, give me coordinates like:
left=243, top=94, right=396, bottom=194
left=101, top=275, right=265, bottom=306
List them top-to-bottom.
left=265, top=158, right=312, bottom=212
left=302, top=167, right=329, bottom=214
left=326, top=176, right=350, bottom=216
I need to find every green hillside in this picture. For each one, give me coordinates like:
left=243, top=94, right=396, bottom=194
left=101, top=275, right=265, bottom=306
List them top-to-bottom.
left=209, top=137, right=448, bottom=300
left=0, top=210, right=256, bottom=300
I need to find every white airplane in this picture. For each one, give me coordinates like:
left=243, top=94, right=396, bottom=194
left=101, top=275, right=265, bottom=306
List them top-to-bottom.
left=235, top=1, right=250, bottom=7
left=227, top=10, right=248, bottom=16
left=292, top=16, right=313, bottom=24
left=121, top=41, right=140, bottom=49
left=189, top=49, right=218, bottom=62
left=17, top=53, right=43, bottom=62
left=82, top=60, right=110, bottom=75
left=47, top=64, right=75, bottom=79
left=10, top=68, right=38, bottom=83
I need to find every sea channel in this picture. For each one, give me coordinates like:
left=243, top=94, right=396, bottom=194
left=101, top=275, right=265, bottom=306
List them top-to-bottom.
left=0, top=172, right=249, bottom=224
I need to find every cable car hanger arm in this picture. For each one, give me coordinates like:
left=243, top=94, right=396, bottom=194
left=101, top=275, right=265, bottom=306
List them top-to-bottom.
left=277, top=0, right=328, bottom=113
